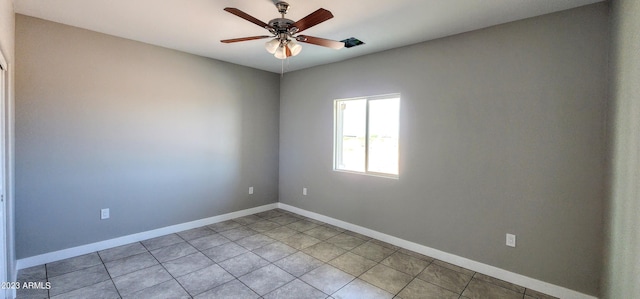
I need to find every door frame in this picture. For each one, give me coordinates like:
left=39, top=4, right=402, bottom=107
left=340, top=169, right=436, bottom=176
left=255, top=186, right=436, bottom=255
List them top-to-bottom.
left=0, top=48, right=8, bottom=297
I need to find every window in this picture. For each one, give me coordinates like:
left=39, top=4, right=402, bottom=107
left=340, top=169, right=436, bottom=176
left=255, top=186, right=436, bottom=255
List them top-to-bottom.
left=334, top=94, right=400, bottom=177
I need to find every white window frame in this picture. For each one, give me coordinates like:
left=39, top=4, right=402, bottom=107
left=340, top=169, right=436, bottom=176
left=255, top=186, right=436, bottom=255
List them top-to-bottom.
left=333, top=93, right=400, bottom=178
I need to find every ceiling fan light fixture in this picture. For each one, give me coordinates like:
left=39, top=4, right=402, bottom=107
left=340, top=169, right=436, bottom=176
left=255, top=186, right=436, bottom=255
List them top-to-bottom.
left=222, top=4, right=343, bottom=60
left=265, top=38, right=280, bottom=54
left=288, top=39, right=302, bottom=56
left=274, top=45, right=288, bottom=59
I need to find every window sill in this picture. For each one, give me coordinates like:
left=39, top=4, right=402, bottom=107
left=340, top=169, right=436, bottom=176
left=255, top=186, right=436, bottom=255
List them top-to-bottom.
left=333, top=169, right=399, bottom=180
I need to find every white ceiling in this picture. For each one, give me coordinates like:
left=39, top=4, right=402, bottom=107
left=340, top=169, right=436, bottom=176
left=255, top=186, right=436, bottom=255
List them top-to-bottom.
left=14, top=0, right=603, bottom=74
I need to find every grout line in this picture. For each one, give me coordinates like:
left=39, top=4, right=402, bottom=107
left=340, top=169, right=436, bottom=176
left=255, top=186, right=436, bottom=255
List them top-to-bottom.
left=202, top=215, right=273, bottom=297
left=156, top=233, right=194, bottom=297
left=140, top=239, right=183, bottom=298
left=95, top=250, right=122, bottom=299
left=393, top=258, right=436, bottom=297
left=45, top=263, right=49, bottom=299
left=459, top=271, right=474, bottom=297
left=394, top=276, right=417, bottom=298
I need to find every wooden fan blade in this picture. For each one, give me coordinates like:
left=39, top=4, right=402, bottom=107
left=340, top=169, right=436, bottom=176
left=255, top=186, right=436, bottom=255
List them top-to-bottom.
left=224, top=7, right=271, bottom=29
left=291, top=8, right=334, bottom=33
left=221, top=35, right=272, bottom=43
left=296, top=35, right=344, bottom=49
left=286, top=46, right=292, bottom=57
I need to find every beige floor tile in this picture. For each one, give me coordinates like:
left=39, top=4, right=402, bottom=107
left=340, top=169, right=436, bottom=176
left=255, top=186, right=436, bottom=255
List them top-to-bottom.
left=351, top=241, right=396, bottom=262
left=302, top=242, right=347, bottom=262
left=380, top=251, right=430, bottom=276
left=432, top=260, right=475, bottom=276
left=418, top=263, right=472, bottom=294
left=360, top=264, right=413, bottom=294
left=474, top=272, right=525, bottom=293
left=397, top=278, right=459, bottom=299
left=462, top=278, right=523, bottom=299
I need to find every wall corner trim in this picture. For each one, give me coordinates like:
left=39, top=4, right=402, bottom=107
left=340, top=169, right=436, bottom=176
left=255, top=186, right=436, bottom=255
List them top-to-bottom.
left=16, top=203, right=278, bottom=269
left=277, top=203, right=598, bottom=299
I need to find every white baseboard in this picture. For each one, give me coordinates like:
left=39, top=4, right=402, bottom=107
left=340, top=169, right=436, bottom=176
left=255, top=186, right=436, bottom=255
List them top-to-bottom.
left=16, top=203, right=277, bottom=270
left=277, top=203, right=597, bottom=299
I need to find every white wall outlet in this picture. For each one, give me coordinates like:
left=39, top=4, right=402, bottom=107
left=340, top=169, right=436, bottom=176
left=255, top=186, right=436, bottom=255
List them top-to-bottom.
left=249, top=186, right=254, bottom=195
left=303, top=187, right=307, bottom=196
left=101, top=208, right=110, bottom=220
left=506, top=233, right=516, bottom=247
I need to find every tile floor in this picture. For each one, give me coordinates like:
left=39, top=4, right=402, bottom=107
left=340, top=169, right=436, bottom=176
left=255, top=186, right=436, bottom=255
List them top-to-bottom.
left=16, top=209, right=558, bottom=299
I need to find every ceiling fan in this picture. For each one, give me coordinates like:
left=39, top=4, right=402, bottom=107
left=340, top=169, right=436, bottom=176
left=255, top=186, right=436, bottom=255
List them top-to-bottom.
left=221, top=1, right=345, bottom=59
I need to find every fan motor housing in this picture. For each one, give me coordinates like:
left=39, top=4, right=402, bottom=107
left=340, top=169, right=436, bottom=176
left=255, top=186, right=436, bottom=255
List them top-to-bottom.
left=269, top=18, right=294, bottom=32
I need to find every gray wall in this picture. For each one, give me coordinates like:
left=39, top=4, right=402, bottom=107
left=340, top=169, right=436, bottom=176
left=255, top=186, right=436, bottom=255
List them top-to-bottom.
left=603, top=0, right=640, bottom=298
left=279, top=3, right=608, bottom=296
left=15, top=15, right=280, bottom=258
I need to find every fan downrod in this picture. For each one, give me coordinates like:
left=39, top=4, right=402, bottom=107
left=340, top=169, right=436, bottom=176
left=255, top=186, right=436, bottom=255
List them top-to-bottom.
left=269, top=2, right=295, bottom=34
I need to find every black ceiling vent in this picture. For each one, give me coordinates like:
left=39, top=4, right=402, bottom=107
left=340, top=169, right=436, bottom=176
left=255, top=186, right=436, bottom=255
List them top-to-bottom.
left=341, top=37, right=365, bottom=48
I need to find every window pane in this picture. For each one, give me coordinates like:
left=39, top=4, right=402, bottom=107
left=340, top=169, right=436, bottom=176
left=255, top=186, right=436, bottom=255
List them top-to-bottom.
left=367, top=98, right=399, bottom=175
left=337, top=99, right=366, bottom=172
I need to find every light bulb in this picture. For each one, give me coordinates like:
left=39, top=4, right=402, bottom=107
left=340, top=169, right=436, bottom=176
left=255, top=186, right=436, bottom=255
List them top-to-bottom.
left=265, top=39, right=280, bottom=54
left=288, top=40, right=302, bottom=56
left=274, top=45, right=287, bottom=59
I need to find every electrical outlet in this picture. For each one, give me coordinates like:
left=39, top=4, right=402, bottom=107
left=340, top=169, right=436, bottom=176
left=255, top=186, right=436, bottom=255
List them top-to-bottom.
left=249, top=187, right=254, bottom=195
left=303, top=188, right=307, bottom=196
left=101, top=208, right=110, bottom=220
left=506, top=233, right=516, bottom=247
